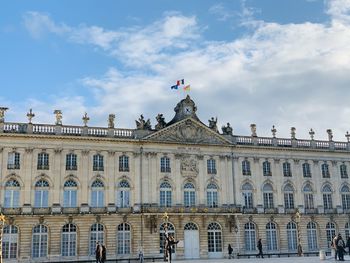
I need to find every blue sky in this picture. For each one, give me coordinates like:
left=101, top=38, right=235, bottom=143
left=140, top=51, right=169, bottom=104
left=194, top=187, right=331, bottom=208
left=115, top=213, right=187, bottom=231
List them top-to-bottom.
left=1, top=0, right=350, bottom=140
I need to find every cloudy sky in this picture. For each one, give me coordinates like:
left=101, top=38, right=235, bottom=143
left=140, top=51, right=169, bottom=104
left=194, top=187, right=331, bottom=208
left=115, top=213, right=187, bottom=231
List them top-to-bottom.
left=1, top=0, right=350, bottom=141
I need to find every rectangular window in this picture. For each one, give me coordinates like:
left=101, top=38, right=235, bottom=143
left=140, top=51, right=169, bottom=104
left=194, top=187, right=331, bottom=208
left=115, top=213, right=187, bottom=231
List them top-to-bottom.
left=7, top=152, right=20, bottom=169
left=37, top=153, right=49, bottom=170
left=66, top=154, right=77, bottom=170
left=93, top=155, right=104, bottom=171
left=119, top=156, right=129, bottom=172
left=160, top=157, right=171, bottom=173
left=207, top=159, right=216, bottom=174
left=242, top=160, right=251, bottom=176
left=263, top=162, right=272, bottom=176
left=283, top=162, right=292, bottom=177
left=303, top=163, right=311, bottom=177
left=322, top=164, right=330, bottom=178
left=341, top=165, right=348, bottom=178
left=243, top=192, right=253, bottom=209
left=263, top=193, right=274, bottom=209
left=284, top=193, right=294, bottom=209
left=304, top=194, right=314, bottom=209
left=323, top=194, right=333, bottom=209
left=342, top=194, right=350, bottom=210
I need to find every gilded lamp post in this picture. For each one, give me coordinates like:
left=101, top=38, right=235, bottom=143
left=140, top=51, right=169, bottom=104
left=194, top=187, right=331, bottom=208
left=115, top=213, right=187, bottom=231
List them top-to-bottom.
left=0, top=214, right=6, bottom=263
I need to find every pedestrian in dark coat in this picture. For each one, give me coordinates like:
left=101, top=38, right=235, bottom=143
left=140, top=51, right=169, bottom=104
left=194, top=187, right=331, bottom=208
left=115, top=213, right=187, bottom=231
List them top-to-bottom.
left=337, top=234, right=346, bottom=261
left=257, top=239, right=264, bottom=258
left=95, top=242, right=101, bottom=263
left=101, top=244, right=106, bottom=263
left=228, top=244, right=233, bottom=259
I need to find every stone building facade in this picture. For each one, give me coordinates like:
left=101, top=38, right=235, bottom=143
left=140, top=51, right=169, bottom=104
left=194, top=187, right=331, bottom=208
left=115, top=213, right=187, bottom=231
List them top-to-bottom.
left=0, top=96, right=350, bottom=262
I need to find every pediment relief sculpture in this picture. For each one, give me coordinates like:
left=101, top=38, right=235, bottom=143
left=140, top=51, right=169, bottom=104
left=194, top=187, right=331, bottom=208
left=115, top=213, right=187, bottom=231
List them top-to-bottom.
left=146, top=119, right=229, bottom=145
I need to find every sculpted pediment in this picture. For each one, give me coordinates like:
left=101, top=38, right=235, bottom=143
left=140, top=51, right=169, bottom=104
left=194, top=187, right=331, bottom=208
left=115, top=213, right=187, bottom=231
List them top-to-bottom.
left=145, top=118, right=230, bottom=145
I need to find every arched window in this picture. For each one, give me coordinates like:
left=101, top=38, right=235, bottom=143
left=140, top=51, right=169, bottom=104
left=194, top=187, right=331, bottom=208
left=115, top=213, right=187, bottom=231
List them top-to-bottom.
left=66, top=153, right=77, bottom=170
left=93, top=154, right=104, bottom=171
left=119, top=155, right=129, bottom=172
left=160, top=156, right=171, bottom=173
left=242, top=160, right=251, bottom=175
left=263, top=161, right=271, bottom=176
left=283, top=162, right=292, bottom=177
left=302, top=163, right=311, bottom=177
left=321, top=163, right=330, bottom=178
left=340, top=164, right=348, bottom=178
left=4, top=179, right=20, bottom=208
left=34, top=179, right=49, bottom=208
left=63, top=179, right=77, bottom=208
left=91, top=180, right=104, bottom=208
left=116, top=180, right=130, bottom=208
left=160, top=182, right=172, bottom=207
left=184, top=183, right=195, bottom=207
left=207, top=183, right=218, bottom=208
left=242, top=183, right=253, bottom=209
left=263, top=183, right=274, bottom=209
left=283, top=184, right=295, bottom=209
left=303, top=184, right=314, bottom=210
left=322, top=185, right=333, bottom=210
left=341, top=185, right=350, bottom=210
left=184, top=222, right=198, bottom=230
left=244, top=222, right=256, bottom=251
left=266, top=222, right=278, bottom=251
left=286, top=222, right=297, bottom=250
left=307, top=222, right=318, bottom=251
left=326, top=222, right=336, bottom=248
left=117, top=223, right=131, bottom=254
left=160, top=223, right=175, bottom=253
left=208, top=223, right=222, bottom=253
left=32, top=224, right=48, bottom=258
left=61, top=224, right=77, bottom=256
left=90, top=224, right=104, bottom=255
left=2, top=225, right=18, bottom=259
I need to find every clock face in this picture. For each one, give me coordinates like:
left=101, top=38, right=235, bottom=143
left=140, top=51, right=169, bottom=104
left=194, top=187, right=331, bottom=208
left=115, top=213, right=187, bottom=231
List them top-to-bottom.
left=184, top=106, right=192, bottom=115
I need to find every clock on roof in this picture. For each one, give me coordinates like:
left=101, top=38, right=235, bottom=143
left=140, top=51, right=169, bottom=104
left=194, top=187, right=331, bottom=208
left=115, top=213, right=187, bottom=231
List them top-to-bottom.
left=183, top=106, right=193, bottom=115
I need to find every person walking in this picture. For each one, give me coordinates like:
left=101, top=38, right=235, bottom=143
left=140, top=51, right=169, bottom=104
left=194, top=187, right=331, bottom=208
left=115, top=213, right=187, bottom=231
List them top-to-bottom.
left=337, top=234, right=346, bottom=261
left=332, top=235, right=339, bottom=260
left=257, top=238, right=264, bottom=258
left=95, top=242, right=101, bottom=263
left=101, top=244, right=106, bottom=263
left=228, top=244, right=233, bottom=259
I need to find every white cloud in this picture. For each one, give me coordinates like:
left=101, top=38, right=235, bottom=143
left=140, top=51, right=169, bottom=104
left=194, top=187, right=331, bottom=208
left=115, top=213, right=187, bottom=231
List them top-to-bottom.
left=19, top=0, right=350, bottom=141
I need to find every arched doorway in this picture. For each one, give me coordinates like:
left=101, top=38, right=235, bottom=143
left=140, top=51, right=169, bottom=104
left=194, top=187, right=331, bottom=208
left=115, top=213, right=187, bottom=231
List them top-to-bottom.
left=184, top=222, right=199, bottom=259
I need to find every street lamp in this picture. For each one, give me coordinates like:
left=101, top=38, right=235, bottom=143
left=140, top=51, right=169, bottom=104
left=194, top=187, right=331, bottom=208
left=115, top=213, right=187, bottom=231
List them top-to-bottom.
left=295, top=211, right=303, bottom=256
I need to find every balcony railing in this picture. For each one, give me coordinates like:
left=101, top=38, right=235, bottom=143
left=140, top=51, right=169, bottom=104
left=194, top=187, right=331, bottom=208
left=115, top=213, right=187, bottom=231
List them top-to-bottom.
left=7, top=163, right=20, bottom=169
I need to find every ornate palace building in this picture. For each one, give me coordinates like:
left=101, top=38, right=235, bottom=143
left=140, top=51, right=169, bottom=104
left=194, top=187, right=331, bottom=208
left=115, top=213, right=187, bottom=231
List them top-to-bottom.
left=0, top=96, right=350, bottom=261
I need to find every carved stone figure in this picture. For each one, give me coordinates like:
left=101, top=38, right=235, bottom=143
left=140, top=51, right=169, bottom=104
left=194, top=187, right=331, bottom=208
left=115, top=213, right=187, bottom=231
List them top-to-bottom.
left=0, top=107, right=8, bottom=123
left=27, top=109, right=35, bottom=124
left=54, top=110, right=62, bottom=125
left=82, top=112, right=90, bottom=126
left=108, top=114, right=115, bottom=128
left=155, top=114, right=166, bottom=130
left=136, top=115, right=151, bottom=130
left=208, top=117, right=218, bottom=132
left=222, top=123, right=233, bottom=135
left=250, top=124, right=257, bottom=137
left=271, top=125, right=276, bottom=138
left=291, top=127, right=296, bottom=139
left=327, top=129, right=333, bottom=141
left=180, top=156, right=199, bottom=176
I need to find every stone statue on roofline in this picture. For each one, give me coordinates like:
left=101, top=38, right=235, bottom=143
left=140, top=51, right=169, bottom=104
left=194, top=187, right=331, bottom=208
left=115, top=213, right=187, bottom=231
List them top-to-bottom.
left=0, top=107, right=8, bottom=123
left=54, top=110, right=62, bottom=125
left=108, top=114, right=115, bottom=129
left=136, top=114, right=151, bottom=130
left=155, top=114, right=166, bottom=130
left=208, top=117, right=218, bottom=132
left=222, top=122, right=233, bottom=135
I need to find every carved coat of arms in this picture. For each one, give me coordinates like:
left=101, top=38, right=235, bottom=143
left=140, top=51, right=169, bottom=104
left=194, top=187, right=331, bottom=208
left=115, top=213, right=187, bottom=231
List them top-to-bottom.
left=180, top=155, right=198, bottom=177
